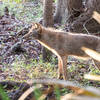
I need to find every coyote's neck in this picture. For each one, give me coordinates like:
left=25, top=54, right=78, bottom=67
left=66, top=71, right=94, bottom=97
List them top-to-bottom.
left=37, top=27, right=66, bottom=57
left=37, top=40, right=60, bottom=57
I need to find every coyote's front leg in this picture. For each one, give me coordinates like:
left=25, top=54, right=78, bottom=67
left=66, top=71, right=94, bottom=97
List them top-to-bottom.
left=58, top=56, right=68, bottom=80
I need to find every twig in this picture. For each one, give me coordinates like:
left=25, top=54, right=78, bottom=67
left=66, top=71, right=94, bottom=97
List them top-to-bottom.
left=83, top=17, right=92, bottom=34
left=15, top=25, right=31, bottom=37
left=18, top=84, right=42, bottom=100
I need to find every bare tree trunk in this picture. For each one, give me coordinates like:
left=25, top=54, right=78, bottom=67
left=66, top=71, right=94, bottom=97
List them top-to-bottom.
left=43, top=0, right=54, bottom=62
left=43, top=0, right=53, bottom=27
left=54, top=0, right=83, bottom=24
left=54, top=0, right=68, bottom=23
left=66, top=0, right=83, bottom=23
left=67, top=0, right=83, bottom=15
left=69, top=0, right=100, bottom=33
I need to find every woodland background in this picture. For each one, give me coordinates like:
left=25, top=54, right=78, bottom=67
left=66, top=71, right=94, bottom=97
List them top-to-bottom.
left=0, top=0, right=100, bottom=100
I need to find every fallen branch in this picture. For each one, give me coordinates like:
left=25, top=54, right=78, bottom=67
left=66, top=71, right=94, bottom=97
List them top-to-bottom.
left=93, top=11, right=100, bottom=24
left=81, top=47, right=100, bottom=62
left=84, top=74, right=100, bottom=81
left=18, top=84, right=42, bottom=100
left=61, top=93, right=100, bottom=100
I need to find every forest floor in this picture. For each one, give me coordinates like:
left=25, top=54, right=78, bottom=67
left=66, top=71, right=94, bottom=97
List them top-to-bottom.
left=0, top=1, right=100, bottom=100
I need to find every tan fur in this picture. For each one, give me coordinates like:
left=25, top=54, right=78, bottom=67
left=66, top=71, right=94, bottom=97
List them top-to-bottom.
left=23, top=23, right=100, bottom=80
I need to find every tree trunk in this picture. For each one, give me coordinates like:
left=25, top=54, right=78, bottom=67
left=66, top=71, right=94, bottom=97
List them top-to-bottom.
left=43, top=0, right=54, bottom=62
left=43, top=0, right=53, bottom=27
left=54, top=0, right=83, bottom=24
left=54, top=0, right=67, bottom=23
left=66, top=0, right=83, bottom=23
left=67, top=0, right=83, bottom=15
left=69, top=0, right=100, bottom=33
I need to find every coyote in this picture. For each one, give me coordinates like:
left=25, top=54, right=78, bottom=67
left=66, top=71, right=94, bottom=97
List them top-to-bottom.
left=23, top=23, right=100, bottom=80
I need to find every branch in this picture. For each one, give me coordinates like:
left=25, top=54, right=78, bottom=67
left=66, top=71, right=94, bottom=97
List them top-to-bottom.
left=93, top=11, right=100, bottom=24
left=81, top=47, right=100, bottom=62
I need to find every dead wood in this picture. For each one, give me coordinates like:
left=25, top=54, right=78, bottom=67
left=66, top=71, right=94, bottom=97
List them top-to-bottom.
left=68, top=0, right=100, bottom=34
left=93, top=11, right=100, bottom=24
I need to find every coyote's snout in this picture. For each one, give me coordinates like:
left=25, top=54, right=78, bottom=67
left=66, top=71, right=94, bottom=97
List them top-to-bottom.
left=23, top=23, right=100, bottom=80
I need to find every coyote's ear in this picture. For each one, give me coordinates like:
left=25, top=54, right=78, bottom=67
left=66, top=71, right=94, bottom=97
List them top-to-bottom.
left=31, top=22, right=38, bottom=28
left=32, top=23, right=42, bottom=32
left=34, top=23, right=42, bottom=33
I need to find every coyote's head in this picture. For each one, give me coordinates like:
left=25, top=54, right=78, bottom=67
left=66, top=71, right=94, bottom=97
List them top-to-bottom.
left=23, top=23, right=42, bottom=39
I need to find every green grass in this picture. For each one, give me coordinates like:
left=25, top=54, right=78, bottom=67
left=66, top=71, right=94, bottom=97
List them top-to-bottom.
left=0, top=1, right=43, bottom=23
left=9, top=56, right=57, bottom=80
left=0, top=85, right=10, bottom=100
left=54, top=86, right=61, bottom=100
left=34, top=87, right=42, bottom=100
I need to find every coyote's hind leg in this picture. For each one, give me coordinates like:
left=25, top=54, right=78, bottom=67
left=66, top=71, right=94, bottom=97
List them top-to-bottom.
left=58, top=56, right=68, bottom=80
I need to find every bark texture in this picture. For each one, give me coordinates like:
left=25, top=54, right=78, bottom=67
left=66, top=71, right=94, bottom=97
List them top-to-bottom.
left=43, top=0, right=54, bottom=62
left=54, top=0, right=83, bottom=24
left=54, top=0, right=68, bottom=23
left=69, top=0, right=100, bottom=33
